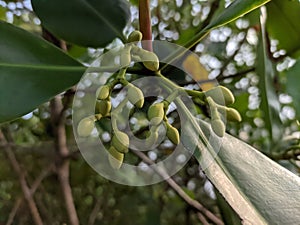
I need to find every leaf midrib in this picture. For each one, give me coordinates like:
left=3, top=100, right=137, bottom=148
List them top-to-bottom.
left=0, top=62, right=86, bottom=72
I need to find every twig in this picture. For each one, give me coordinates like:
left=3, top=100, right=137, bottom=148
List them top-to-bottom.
left=0, top=130, right=44, bottom=225
left=132, top=150, right=224, bottom=225
left=30, top=163, right=55, bottom=195
left=6, top=197, right=22, bottom=225
left=87, top=198, right=102, bottom=225
left=197, top=212, right=210, bottom=225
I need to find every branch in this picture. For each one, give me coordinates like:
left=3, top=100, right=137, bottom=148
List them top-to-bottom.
left=43, top=28, right=80, bottom=225
left=50, top=97, right=80, bottom=225
left=0, top=130, right=44, bottom=225
left=132, top=150, right=224, bottom=225
left=30, top=163, right=55, bottom=195
left=6, top=197, right=22, bottom=225
left=87, top=198, right=102, bottom=225
left=197, top=212, right=210, bottom=225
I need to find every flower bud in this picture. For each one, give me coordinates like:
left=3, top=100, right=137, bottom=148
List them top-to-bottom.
left=127, top=30, right=143, bottom=43
left=131, top=46, right=159, bottom=71
left=142, top=51, right=159, bottom=71
left=127, top=84, right=144, bottom=108
left=96, top=85, right=110, bottom=100
left=205, top=86, right=235, bottom=105
left=95, top=100, right=111, bottom=116
left=148, top=102, right=164, bottom=126
left=225, top=108, right=242, bottom=122
left=77, top=117, right=95, bottom=137
left=211, top=119, right=225, bottom=137
left=166, top=123, right=180, bottom=145
left=111, top=131, right=129, bottom=153
left=108, top=146, right=124, bottom=170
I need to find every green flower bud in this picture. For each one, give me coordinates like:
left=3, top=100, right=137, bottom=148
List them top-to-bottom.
left=127, top=30, right=143, bottom=43
left=131, top=46, right=159, bottom=71
left=142, top=51, right=159, bottom=71
left=127, top=84, right=144, bottom=108
left=96, top=85, right=110, bottom=100
left=205, top=86, right=235, bottom=105
left=95, top=100, right=111, bottom=116
left=148, top=102, right=164, bottom=126
left=225, top=108, right=242, bottom=122
left=77, top=117, right=95, bottom=137
left=211, top=119, right=225, bottom=137
left=166, top=123, right=180, bottom=145
left=111, top=131, right=129, bottom=153
left=108, top=146, right=124, bottom=170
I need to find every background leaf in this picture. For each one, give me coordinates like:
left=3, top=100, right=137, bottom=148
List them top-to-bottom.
left=31, top=0, right=131, bottom=47
left=203, top=0, right=270, bottom=31
left=266, top=0, right=300, bottom=57
left=256, top=9, right=282, bottom=150
left=0, top=21, right=85, bottom=123
left=286, top=59, right=300, bottom=120
left=191, top=120, right=300, bottom=225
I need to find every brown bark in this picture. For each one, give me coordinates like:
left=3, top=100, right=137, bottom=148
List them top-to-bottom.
left=42, top=28, right=80, bottom=225
left=50, top=97, right=80, bottom=225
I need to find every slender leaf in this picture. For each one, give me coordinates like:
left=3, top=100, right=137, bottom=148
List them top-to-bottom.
left=31, top=0, right=130, bottom=47
left=163, top=0, right=271, bottom=69
left=203, top=0, right=271, bottom=31
left=267, top=0, right=300, bottom=57
left=256, top=8, right=282, bottom=149
left=0, top=21, right=86, bottom=123
left=286, top=60, right=300, bottom=120
left=186, top=119, right=300, bottom=225
left=215, top=191, right=242, bottom=225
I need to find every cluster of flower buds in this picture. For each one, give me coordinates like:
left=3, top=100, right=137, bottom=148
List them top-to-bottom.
left=76, top=30, right=241, bottom=170
left=205, top=86, right=241, bottom=137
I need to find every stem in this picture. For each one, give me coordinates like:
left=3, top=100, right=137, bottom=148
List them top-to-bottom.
left=139, top=0, right=153, bottom=51
left=43, top=28, right=80, bottom=225
left=50, top=97, right=80, bottom=225
left=0, top=130, right=44, bottom=225
left=132, top=150, right=224, bottom=225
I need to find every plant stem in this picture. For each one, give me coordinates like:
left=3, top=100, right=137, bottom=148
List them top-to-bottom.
left=139, top=0, right=153, bottom=51
left=0, top=130, right=44, bottom=225
left=132, top=150, right=224, bottom=225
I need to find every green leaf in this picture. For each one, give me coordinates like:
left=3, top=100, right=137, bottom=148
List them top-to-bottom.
left=31, top=0, right=130, bottom=48
left=164, top=0, right=271, bottom=68
left=204, top=0, right=271, bottom=31
left=267, top=0, right=300, bottom=57
left=256, top=9, right=282, bottom=149
left=0, top=21, right=86, bottom=123
left=286, top=59, right=300, bottom=120
left=189, top=120, right=300, bottom=225
left=216, top=191, right=242, bottom=225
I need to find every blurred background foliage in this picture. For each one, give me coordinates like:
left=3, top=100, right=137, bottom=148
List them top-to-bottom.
left=0, top=0, right=299, bottom=224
